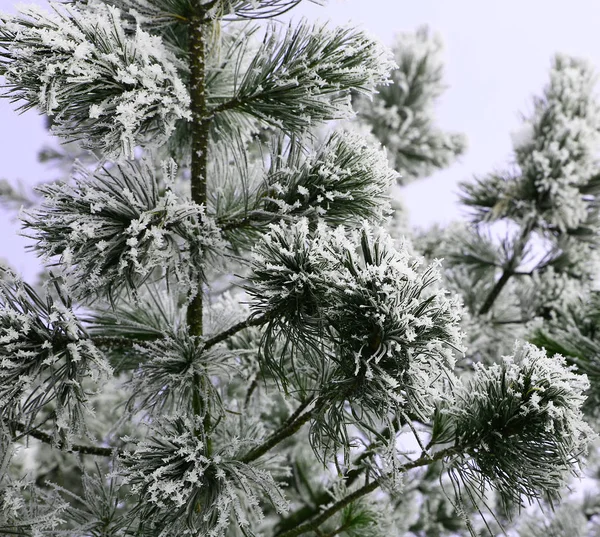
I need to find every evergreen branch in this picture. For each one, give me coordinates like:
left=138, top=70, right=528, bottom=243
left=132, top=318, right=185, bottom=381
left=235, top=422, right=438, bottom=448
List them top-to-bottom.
left=0, top=3, right=191, bottom=159
left=209, top=22, right=394, bottom=136
left=210, top=96, right=243, bottom=116
left=219, top=215, right=255, bottom=232
left=478, top=221, right=534, bottom=315
left=92, top=312, right=268, bottom=353
left=203, top=312, right=268, bottom=350
left=244, top=378, right=258, bottom=409
left=279, top=398, right=314, bottom=430
left=240, top=406, right=313, bottom=464
left=275, top=420, right=400, bottom=534
left=9, top=421, right=116, bottom=457
left=276, top=446, right=458, bottom=537
left=320, top=521, right=352, bottom=537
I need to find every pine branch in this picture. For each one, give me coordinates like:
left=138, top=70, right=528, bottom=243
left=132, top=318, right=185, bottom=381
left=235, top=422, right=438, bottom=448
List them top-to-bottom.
left=209, top=22, right=393, bottom=136
left=478, top=221, right=534, bottom=315
left=478, top=269, right=512, bottom=316
left=91, top=312, right=267, bottom=355
left=203, top=312, right=268, bottom=350
left=241, top=405, right=313, bottom=464
left=275, top=420, right=400, bottom=534
left=9, top=421, right=116, bottom=457
left=275, top=446, right=458, bottom=537
left=320, top=521, right=352, bottom=537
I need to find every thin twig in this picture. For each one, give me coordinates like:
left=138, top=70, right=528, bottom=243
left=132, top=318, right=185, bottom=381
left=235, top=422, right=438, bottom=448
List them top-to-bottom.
left=478, top=221, right=534, bottom=315
left=204, top=313, right=268, bottom=350
left=241, top=408, right=314, bottom=464
left=275, top=419, right=401, bottom=533
left=9, top=421, right=116, bottom=457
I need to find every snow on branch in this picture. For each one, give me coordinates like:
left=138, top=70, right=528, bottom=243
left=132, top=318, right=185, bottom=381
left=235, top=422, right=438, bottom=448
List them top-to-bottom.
left=102, top=0, right=322, bottom=23
left=0, top=2, right=190, bottom=159
left=210, top=21, right=395, bottom=135
left=462, top=55, right=600, bottom=233
left=22, top=160, right=225, bottom=300
left=0, top=271, right=111, bottom=434
left=0, top=430, right=70, bottom=534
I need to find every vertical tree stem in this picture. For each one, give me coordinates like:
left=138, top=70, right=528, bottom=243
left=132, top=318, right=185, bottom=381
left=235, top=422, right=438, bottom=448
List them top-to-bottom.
left=187, top=11, right=211, bottom=454
left=187, top=13, right=209, bottom=338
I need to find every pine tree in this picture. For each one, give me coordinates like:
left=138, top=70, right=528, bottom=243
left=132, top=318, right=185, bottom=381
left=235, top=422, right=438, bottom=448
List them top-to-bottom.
left=0, top=2, right=594, bottom=536
left=392, top=54, right=600, bottom=534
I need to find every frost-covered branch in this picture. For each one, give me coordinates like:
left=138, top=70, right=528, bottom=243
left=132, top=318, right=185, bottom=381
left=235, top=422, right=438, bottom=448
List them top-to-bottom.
left=0, top=2, right=190, bottom=159
left=209, top=22, right=394, bottom=136
left=355, top=26, right=466, bottom=182
left=23, top=160, right=224, bottom=300
left=477, top=221, right=534, bottom=315
left=0, top=272, right=111, bottom=432
left=9, top=420, right=115, bottom=457
left=276, top=445, right=459, bottom=537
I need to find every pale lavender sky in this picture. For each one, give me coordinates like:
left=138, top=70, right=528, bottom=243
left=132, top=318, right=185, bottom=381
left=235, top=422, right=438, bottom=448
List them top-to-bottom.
left=2, top=0, right=600, bottom=280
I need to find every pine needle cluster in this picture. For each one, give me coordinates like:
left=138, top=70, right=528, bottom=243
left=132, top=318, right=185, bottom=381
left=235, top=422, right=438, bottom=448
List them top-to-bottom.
left=0, top=2, right=190, bottom=159
left=23, top=160, right=224, bottom=300
left=249, top=220, right=463, bottom=454
left=0, top=272, right=111, bottom=430
left=443, top=343, right=592, bottom=508
left=120, top=415, right=288, bottom=536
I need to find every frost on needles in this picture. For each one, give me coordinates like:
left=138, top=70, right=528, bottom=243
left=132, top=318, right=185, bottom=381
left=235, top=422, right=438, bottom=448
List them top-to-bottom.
left=0, top=1, right=596, bottom=536
left=0, top=1, right=191, bottom=159
left=22, top=159, right=224, bottom=301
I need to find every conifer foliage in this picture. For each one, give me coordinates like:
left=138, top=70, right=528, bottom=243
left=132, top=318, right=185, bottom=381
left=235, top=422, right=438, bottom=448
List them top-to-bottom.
left=0, top=1, right=595, bottom=536
left=353, top=26, right=466, bottom=183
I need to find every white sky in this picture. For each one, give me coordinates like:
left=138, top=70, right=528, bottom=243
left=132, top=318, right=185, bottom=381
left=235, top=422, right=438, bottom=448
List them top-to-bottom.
left=2, top=0, right=600, bottom=280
